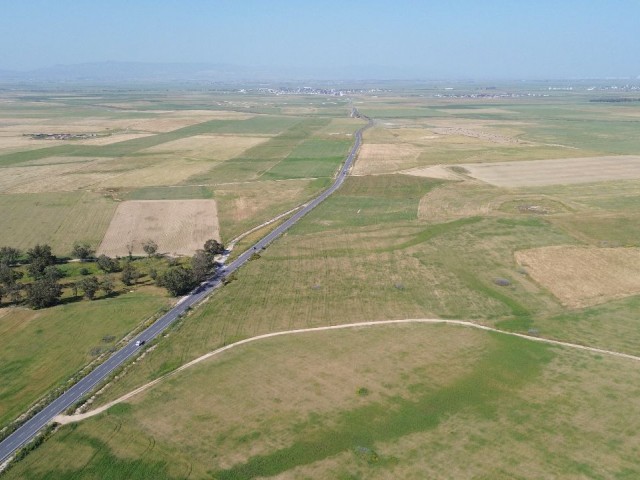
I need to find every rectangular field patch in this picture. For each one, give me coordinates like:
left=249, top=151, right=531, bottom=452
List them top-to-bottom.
left=459, top=156, right=640, bottom=187
left=97, top=200, right=219, bottom=257
left=515, top=246, right=640, bottom=308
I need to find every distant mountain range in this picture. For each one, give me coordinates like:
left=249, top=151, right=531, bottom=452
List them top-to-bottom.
left=0, top=61, right=419, bottom=85
left=1, top=62, right=638, bottom=85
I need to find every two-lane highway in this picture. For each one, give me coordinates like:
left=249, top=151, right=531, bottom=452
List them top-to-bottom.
left=0, top=113, right=372, bottom=466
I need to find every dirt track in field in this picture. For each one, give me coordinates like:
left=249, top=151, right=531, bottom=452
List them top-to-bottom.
left=97, top=199, right=220, bottom=257
left=54, top=317, right=640, bottom=426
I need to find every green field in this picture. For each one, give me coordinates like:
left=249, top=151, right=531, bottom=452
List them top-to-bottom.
left=4, top=86, right=640, bottom=477
left=0, top=287, right=170, bottom=428
left=6, top=324, right=640, bottom=479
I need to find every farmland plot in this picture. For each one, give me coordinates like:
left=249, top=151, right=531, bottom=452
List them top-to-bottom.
left=460, top=155, right=640, bottom=187
left=97, top=200, right=219, bottom=257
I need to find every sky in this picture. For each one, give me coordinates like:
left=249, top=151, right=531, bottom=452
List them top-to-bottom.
left=1, top=0, right=639, bottom=79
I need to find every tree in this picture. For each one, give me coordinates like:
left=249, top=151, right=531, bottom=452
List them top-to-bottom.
left=204, top=239, right=225, bottom=256
left=142, top=240, right=158, bottom=258
left=72, top=242, right=94, bottom=260
left=125, top=242, right=135, bottom=260
left=26, top=244, right=56, bottom=278
left=0, top=246, right=21, bottom=266
left=191, top=250, right=215, bottom=282
left=97, top=254, right=120, bottom=273
left=121, top=261, right=139, bottom=286
left=0, top=263, right=23, bottom=305
left=0, top=263, right=21, bottom=286
left=43, top=265, right=64, bottom=281
left=160, top=266, right=196, bottom=296
left=149, top=267, right=158, bottom=282
left=101, top=275, right=115, bottom=296
left=80, top=276, right=100, bottom=300
left=25, top=277, right=62, bottom=309
left=70, top=282, right=79, bottom=298
left=6, top=283, right=22, bottom=304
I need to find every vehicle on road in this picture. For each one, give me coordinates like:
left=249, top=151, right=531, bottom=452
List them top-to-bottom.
left=135, top=340, right=145, bottom=347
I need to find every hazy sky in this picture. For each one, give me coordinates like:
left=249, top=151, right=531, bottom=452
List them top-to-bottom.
left=1, top=0, right=638, bottom=78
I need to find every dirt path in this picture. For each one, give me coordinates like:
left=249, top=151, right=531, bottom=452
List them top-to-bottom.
left=54, top=318, right=640, bottom=425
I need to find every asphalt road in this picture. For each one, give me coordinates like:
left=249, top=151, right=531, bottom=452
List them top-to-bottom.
left=0, top=113, right=371, bottom=466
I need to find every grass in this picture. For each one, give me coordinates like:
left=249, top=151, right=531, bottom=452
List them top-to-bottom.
left=4, top=89, right=640, bottom=477
left=186, top=117, right=332, bottom=184
left=89, top=173, right=576, bottom=408
left=123, top=185, right=214, bottom=201
left=0, top=191, right=118, bottom=255
left=0, top=287, right=170, bottom=429
left=8, top=323, right=640, bottom=479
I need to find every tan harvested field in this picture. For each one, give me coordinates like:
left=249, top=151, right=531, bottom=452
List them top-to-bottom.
left=0, top=111, right=252, bottom=137
left=139, top=134, right=269, bottom=159
left=353, top=143, right=422, bottom=175
left=461, top=155, right=640, bottom=187
left=0, top=156, right=219, bottom=193
left=95, top=158, right=215, bottom=189
left=0, top=159, right=118, bottom=194
left=402, top=164, right=464, bottom=180
left=97, top=199, right=220, bottom=257
left=515, top=246, right=640, bottom=308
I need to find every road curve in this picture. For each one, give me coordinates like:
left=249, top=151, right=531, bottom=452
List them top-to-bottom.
left=0, top=112, right=372, bottom=466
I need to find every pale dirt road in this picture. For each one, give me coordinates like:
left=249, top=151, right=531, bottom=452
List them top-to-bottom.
left=55, top=318, right=640, bottom=425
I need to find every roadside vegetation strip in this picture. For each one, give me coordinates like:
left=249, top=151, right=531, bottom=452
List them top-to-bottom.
left=55, top=317, right=640, bottom=425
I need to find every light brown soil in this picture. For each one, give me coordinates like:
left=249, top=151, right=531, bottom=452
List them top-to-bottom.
left=460, top=155, right=640, bottom=187
left=97, top=200, right=220, bottom=257
left=515, top=246, right=640, bottom=307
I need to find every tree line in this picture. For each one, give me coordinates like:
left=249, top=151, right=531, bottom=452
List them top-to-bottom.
left=0, top=239, right=225, bottom=310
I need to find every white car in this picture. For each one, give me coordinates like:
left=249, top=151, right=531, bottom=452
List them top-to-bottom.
left=135, top=340, right=145, bottom=347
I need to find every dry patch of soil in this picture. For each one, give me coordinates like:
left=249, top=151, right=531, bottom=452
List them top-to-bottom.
left=460, top=155, right=640, bottom=187
left=97, top=199, right=219, bottom=257
left=515, top=246, right=640, bottom=308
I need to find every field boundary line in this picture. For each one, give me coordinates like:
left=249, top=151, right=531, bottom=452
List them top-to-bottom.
left=54, top=318, right=640, bottom=425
